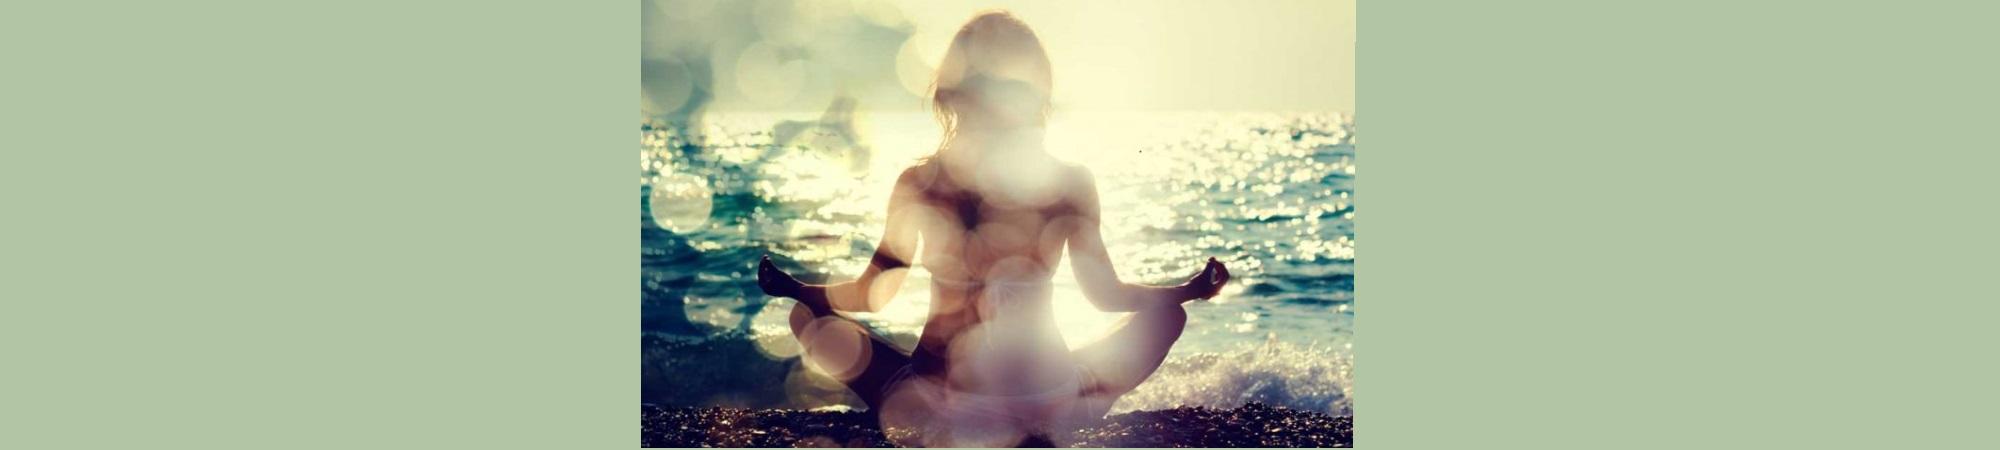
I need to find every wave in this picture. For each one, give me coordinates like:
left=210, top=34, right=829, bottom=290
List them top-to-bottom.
left=1112, top=336, right=1353, bottom=416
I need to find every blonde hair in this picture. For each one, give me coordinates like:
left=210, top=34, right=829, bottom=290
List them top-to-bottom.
left=927, top=10, right=1054, bottom=154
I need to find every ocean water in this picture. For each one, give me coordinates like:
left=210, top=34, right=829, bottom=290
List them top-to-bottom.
left=642, top=111, right=1355, bottom=417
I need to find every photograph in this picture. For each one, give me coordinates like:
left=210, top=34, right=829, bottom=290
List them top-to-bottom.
left=639, top=0, right=1355, bottom=446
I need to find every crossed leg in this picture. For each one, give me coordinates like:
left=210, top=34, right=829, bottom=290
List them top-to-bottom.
left=787, top=299, right=1187, bottom=415
left=788, top=302, right=911, bottom=411
left=1070, top=303, right=1190, bottom=408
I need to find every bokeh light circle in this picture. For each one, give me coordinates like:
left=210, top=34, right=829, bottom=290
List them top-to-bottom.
left=895, top=36, right=937, bottom=98
left=640, top=57, right=694, bottom=115
left=649, top=172, right=714, bottom=233
left=750, top=301, right=803, bottom=359
left=797, top=317, right=873, bottom=381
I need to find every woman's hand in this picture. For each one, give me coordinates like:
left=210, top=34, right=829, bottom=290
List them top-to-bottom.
left=758, top=255, right=805, bottom=298
left=1184, top=257, right=1231, bottom=301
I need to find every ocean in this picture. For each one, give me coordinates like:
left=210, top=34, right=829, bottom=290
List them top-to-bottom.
left=642, top=111, right=1354, bottom=417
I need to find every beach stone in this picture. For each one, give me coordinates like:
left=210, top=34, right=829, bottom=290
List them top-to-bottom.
left=641, top=402, right=1352, bottom=447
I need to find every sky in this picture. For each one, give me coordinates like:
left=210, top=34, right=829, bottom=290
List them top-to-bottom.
left=642, top=0, right=1354, bottom=114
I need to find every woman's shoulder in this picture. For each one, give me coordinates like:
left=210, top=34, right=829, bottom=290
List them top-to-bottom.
left=888, top=156, right=1093, bottom=195
left=895, top=159, right=942, bottom=188
left=1041, top=161, right=1100, bottom=211
left=1055, top=161, right=1097, bottom=189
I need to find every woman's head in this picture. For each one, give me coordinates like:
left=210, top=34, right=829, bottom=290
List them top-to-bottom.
left=930, top=11, right=1053, bottom=141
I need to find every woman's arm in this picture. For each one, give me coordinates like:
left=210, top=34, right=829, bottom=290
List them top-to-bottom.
left=1066, top=167, right=1229, bottom=312
left=758, top=169, right=922, bottom=314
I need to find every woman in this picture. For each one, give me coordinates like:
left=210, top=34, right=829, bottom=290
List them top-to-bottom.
left=757, top=10, right=1229, bottom=447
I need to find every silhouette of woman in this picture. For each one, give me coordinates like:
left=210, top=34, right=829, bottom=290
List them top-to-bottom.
left=757, top=10, right=1229, bottom=446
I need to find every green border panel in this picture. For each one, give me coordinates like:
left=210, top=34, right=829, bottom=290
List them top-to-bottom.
left=1364, top=0, right=2000, bottom=448
left=2, top=1, right=633, bottom=448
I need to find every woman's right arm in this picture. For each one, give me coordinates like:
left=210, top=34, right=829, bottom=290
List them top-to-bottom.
left=1066, top=167, right=1229, bottom=312
left=758, top=168, right=923, bottom=314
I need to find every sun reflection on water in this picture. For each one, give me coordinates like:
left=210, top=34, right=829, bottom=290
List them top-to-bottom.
left=644, top=110, right=1353, bottom=354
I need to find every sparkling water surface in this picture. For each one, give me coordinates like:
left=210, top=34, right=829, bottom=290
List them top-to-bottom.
left=643, top=111, right=1354, bottom=416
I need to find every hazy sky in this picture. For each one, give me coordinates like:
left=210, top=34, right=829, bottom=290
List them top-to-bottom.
left=642, top=0, right=1354, bottom=114
left=893, top=0, right=1354, bottom=112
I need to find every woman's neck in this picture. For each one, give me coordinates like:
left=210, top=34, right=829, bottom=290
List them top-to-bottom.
left=945, top=126, right=1045, bottom=156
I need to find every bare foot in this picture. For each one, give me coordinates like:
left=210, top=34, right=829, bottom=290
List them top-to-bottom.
left=759, top=256, right=831, bottom=314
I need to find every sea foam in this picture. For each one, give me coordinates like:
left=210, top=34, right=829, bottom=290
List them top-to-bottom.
left=1113, top=336, right=1353, bottom=416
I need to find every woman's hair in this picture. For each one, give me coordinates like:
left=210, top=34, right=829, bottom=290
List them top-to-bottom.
left=927, top=10, right=1054, bottom=153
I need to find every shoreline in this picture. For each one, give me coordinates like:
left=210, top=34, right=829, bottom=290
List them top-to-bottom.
left=642, top=402, right=1352, bottom=448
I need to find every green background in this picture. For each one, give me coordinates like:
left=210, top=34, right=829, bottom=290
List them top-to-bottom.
left=3, top=1, right=1995, bottom=448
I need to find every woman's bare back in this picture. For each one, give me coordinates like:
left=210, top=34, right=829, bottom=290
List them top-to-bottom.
left=899, top=156, right=1090, bottom=395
